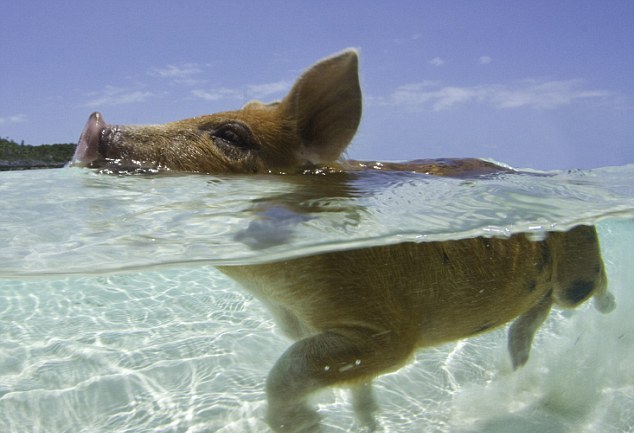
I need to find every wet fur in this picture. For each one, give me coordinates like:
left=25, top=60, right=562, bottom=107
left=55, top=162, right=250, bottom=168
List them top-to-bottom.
left=75, top=50, right=615, bottom=432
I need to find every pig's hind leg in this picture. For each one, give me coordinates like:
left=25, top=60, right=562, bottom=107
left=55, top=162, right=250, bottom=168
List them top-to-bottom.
left=593, top=287, right=616, bottom=313
left=507, top=293, right=553, bottom=370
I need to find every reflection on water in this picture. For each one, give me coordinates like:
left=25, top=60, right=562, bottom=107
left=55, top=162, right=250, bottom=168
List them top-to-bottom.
left=2, top=164, right=634, bottom=276
left=1, top=166, right=633, bottom=432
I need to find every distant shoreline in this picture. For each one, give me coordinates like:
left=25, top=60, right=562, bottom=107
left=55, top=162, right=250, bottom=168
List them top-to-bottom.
left=0, top=138, right=75, bottom=171
left=0, top=160, right=68, bottom=171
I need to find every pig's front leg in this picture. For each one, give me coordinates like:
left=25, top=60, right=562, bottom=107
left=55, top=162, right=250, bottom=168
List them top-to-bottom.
left=265, top=328, right=405, bottom=433
left=351, top=381, right=379, bottom=431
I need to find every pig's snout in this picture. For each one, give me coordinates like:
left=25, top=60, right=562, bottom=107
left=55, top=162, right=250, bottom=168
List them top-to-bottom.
left=71, top=112, right=108, bottom=167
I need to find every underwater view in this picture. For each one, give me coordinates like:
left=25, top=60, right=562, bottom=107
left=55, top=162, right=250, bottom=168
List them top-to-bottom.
left=1, top=164, right=633, bottom=432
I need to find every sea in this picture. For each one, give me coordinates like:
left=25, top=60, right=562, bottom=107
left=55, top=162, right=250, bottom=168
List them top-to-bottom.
left=1, top=163, right=633, bottom=433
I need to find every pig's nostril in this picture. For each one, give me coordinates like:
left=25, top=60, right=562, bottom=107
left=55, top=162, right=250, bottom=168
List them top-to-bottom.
left=71, top=112, right=109, bottom=167
left=86, top=112, right=107, bottom=142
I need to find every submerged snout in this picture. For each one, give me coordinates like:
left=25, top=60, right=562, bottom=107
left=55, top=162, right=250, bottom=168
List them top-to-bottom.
left=70, top=112, right=108, bottom=167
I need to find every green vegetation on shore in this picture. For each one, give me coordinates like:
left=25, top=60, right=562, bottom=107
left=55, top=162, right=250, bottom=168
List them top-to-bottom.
left=0, top=137, right=76, bottom=170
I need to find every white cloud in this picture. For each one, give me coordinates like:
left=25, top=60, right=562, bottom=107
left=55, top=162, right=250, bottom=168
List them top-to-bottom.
left=392, top=33, right=423, bottom=44
left=479, top=56, right=493, bottom=65
left=428, top=57, right=445, bottom=67
left=149, top=63, right=204, bottom=85
left=150, top=63, right=202, bottom=79
left=375, top=79, right=611, bottom=111
left=487, top=79, right=610, bottom=109
left=191, top=80, right=290, bottom=102
left=246, top=80, right=290, bottom=99
left=388, top=81, right=444, bottom=106
left=83, top=86, right=154, bottom=107
left=432, top=86, right=480, bottom=110
left=191, top=87, right=243, bottom=101
left=0, top=114, right=26, bottom=125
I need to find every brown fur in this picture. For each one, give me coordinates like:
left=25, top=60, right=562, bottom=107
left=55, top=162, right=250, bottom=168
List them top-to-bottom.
left=72, top=50, right=615, bottom=432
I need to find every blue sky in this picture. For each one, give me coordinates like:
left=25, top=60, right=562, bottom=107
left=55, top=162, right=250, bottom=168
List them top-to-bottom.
left=1, top=0, right=632, bottom=170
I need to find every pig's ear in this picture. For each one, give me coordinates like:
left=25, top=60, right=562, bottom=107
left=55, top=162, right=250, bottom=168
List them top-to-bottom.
left=281, top=49, right=362, bottom=163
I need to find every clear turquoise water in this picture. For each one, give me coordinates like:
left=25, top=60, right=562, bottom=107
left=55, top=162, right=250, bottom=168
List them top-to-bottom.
left=1, top=165, right=634, bottom=432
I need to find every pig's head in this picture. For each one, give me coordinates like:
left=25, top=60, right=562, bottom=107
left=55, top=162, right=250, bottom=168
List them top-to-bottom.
left=71, top=50, right=361, bottom=173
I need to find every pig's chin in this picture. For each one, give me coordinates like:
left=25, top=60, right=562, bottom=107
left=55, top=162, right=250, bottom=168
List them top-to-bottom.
left=70, top=112, right=166, bottom=174
left=85, top=157, right=166, bottom=174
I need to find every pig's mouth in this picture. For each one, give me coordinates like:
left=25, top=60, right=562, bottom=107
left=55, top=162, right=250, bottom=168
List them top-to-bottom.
left=70, top=112, right=162, bottom=173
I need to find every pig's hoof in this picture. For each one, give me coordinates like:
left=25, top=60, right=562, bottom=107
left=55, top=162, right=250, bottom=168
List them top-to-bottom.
left=594, top=290, right=616, bottom=313
left=267, top=404, right=321, bottom=433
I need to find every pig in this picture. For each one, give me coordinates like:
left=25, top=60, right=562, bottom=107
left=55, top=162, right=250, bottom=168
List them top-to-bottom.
left=71, top=50, right=616, bottom=433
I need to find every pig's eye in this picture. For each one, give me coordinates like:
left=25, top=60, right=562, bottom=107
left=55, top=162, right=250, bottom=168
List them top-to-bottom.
left=212, top=123, right=252, bottom=150
left=215, top=128, right=240, bottom=144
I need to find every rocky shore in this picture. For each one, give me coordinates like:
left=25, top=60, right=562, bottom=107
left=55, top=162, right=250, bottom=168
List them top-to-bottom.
left=0, top=160, right=68, bottom=171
